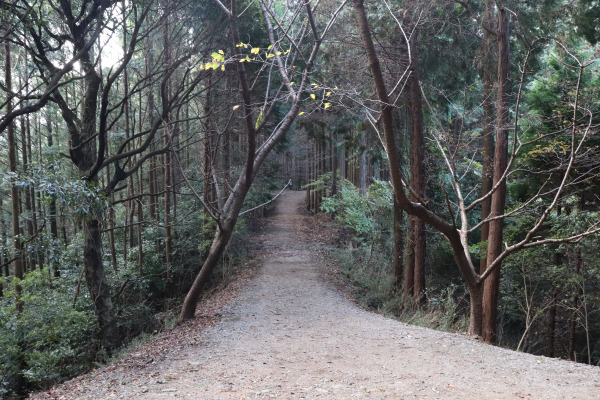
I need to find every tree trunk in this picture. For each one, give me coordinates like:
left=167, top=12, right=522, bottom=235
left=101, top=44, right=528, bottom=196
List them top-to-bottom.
left=162, top=0, right=173, bottom=288
left=479, top=0, right=496, bottom=274
left=482, top=7, right=510, bottom=343
left=407, top=26, right=426, bottom=305
left=146, top=31, right=158, bottom=222
left=5, top=37, right=24, bottom=304
left=6, top=37, right=26, bottom=395
left=67, top=39, right=122, bottom=351
left=21, top=98, right=38, bottom=271
left=47, top=116, right=60, bottom=276
left=359, top=129, right=367, bottom=196
left=331, top=135, right=338, bottom=198
left=339, top=135, right=346, bottom=189
left=164, top=137, right=173, bottom=285
left=137, top=169, right=145, bottom=277
left=108, top=191, right=118, bottom=272
left=0, top=195, right=5, bottom=297
left=393, top=198, right=404, bottom=287
left=83, top=217, right=121, bottom=349
left=404, top=218, right=415, bottom=300
left=180, top=223, right=233, bottom=320
left=568, top=246, right=582, bottom=361
left=546, top=285, right=558, bottom=358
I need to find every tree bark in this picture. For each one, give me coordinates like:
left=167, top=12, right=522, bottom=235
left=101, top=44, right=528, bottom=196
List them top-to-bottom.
left=162, top=0, right=173, bottom=288
left=479, top=0, right=495, bottom=274
left=482, top=7, right=510, bottom=343
left=64, top=15, right=122, bottom=350
left=407, top=26, right=426, bottom=305
left=5, top=36, right=24, bottom=304
left=6, top=36, right=26, bottom=395
left=47, top=115, right=60, bottom=276
left=359, top=129, right=367, bottom=196
left=331, top=135, right=338, bottom=198
left=393, top=198, right=404, bottom=287
left=83, top=217, right=121, bottom=349
left=404, top=218, right=415, bottom=299
left=568, top=246, right=582, bottom=361
left=546, top=285, right=558, bottom=358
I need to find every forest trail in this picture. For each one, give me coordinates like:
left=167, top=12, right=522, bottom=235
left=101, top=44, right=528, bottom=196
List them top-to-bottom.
left=32, top=191, right=600, bottom=400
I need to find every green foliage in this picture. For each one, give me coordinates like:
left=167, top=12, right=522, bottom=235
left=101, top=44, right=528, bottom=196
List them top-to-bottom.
left=573, top=0, right=600, bottom=44
left=521, top=43, right=600, bottom=180
left=0, top=160, right=109, bottom=218
left=321, top=179, right=393, bottom=248
left=320, top=180, right=468, bottom=334
left=0, top=270, right=94, bottom=395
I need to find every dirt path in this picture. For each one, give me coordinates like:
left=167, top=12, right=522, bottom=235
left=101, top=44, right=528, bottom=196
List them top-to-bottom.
left=33, top=191, right=600, bottom=399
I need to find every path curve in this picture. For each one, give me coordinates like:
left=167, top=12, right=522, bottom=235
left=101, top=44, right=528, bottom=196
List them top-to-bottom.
left=33, top=191, right=600, bottom=399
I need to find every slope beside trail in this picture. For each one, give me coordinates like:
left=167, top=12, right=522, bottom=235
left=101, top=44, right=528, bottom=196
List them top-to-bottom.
left=32, top=191, right=600, bottom=400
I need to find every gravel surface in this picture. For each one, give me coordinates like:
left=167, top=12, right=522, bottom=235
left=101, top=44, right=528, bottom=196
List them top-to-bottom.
left=31, top=191, right=600, bottom=399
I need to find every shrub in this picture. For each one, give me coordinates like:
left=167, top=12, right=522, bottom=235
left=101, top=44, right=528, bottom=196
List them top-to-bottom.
left=0, top=269, right=95, bottom=395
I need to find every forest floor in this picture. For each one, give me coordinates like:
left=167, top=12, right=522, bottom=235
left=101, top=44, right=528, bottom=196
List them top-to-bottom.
left=30, top=191, right=600, bottom=400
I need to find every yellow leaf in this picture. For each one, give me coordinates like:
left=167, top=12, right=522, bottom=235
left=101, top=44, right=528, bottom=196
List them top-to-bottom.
left=251, top=47, right=260, bottom=54
left=285, top=49, right=291, bottom=54
left=218, top=50, right=224, bottom=55
left=276, top=51, right=282, bottom=55
left=266, top=53, right=275, bottom=58
left=239, top=59, right=245, bottom=62
left=200, top=65, right=204, bottom=70
left=221, top=65, right=225, bottom=71
left=290, top=82, right=295, bottom=85
left=334, top=86, right=339, bottom=90
left=326, top=91, right=331, bottom=96
left=310, top=94, right=316, bottom=99
left=324, top=102, right=331, bottom=109
left=233, top=105, right=240, bottom=111
left=299, top=112, right=305, bottom=115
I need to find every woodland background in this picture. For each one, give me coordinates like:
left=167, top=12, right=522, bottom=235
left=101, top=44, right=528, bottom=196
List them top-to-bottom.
left=1, top=0, right=600, bottom=397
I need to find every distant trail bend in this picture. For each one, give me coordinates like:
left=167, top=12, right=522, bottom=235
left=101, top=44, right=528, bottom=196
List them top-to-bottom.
left=33, top=191, right=600, bottom=399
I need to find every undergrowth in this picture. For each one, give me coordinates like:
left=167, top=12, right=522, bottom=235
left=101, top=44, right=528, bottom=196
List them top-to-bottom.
left=318, top=179, right=469, bottom=334
left=326, top=245, right=469, bottom=334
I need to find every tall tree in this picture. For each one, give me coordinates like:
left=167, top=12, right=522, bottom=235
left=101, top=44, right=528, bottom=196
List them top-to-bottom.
left=179, top=0, right=349, bottom=321
left=353, top=0, right=600, bottom=338
left=478, top=0, right=496, bottom=275
left=482, top=5, right=510, bottom=343
left=405, top=23, right=426, bottom=306
left=4, top=31, right=24, bottom=307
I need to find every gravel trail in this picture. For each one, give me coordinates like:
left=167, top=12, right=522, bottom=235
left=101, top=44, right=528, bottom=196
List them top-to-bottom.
left=32, top=191, right=600, bottom=399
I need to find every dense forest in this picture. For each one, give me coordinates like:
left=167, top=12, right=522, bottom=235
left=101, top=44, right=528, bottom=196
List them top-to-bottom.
left=1, top=0, right=599, bottom=397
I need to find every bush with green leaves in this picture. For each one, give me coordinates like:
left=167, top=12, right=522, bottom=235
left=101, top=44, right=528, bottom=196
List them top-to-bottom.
left=321, top=178, right=393, bottom=251
left=0, top=269, right=95, bottom=396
